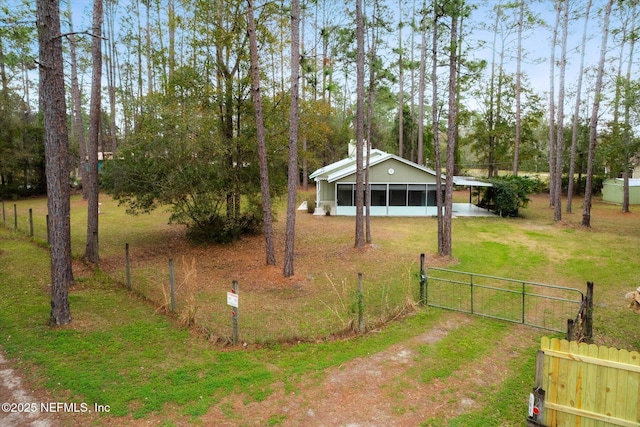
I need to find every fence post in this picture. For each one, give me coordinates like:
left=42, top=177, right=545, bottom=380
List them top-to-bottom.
left=2, top=200, right=5, bottom=225
left=14, top=204, right=17, bottom=230
left=29, top=208, right=33, bottom=237
left=125, top=243, right=131, bottom=290
left=419, top=253, right=426, bottom=305
left=169, top=258, right=176, bottom=312
left=424, top=262, right=429, bottom=305
left=358, top=273, right=364, bottom=333
left=470, top=274, right=474, bottom=314
left=231, top=280, right=239, bottom=345
left=585, top=281, right=594, bottom=343
left=522, top=282, right=526, bottom=324
left=566, top=318, right=575, bottom=342
left=527, top=350, right=546, bottom=426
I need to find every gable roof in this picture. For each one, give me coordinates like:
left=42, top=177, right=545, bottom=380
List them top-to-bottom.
left=309, top=149, right=387, bottom=180
left=310, top=149, right=445, bottom=183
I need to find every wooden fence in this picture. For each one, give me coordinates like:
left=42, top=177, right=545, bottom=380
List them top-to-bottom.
left=528, top=337, right=640, bottom=427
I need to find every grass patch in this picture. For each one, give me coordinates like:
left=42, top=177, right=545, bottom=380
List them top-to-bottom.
left=0, top=230, right=272, bottom=418
left=416, top=318, right=508, bottom=383
left=446, top=346, right=538, bottom=427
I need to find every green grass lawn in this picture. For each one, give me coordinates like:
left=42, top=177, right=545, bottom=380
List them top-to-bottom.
left=1, top=190, right=639, bottom=425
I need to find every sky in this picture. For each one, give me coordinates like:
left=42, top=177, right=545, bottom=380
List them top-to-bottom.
left=13, top=0, right=634, bottom=117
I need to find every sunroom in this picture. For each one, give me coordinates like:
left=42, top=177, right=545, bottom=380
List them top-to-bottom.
left=309, top=148, right=493, bottom=217
left=310, top=149, right=440, bottom=216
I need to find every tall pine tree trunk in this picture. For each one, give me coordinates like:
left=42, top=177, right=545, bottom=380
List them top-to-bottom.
left=37, top=0, right=73, bottom=325
left=85, top=0, right=103, bottom=264
left=104, top=0, right=118, bottom=152
left=248, top=0, right=276, bottom=266
left=284, top=0, right=300, bottom=276
left=354, top=0, right=365, bottom=248
left=365, top=0, right=379, bottom=244
left=397, top=0, right=404, bottom=158
left=417, top=0, right=426, bottom=166
left=513, top=0, right=523, bottom=176
left=553, top=0, right=569, bottom=222
left=567, top=0, right=592, bottom=213
left=583, top=0, right=614, bottom=227
left=67, top=1, right=87, bottom=199
left=548, top=1, right=560, bottom=207
left=486, top=4, right=500, bottom=179
left=621, top=4, right=637, bottom=213
left=432, top=6, right=444, bottom=254
left=442, top=9, right=458, bottom=257
left=300, top=11, right=309, bottom=191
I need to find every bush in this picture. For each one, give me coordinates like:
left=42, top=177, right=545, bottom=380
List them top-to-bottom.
left=561, top=174, right=606, bottom=196
left=479, top=175, right=543, bottom=217
left=306, top=198, right=316, bottom=214
left=186, top=210, right=263, bottom=244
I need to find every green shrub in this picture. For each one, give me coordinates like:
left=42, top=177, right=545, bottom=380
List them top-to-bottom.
left=561, top=174, right=606, bottom=195
left=479, top=175, right=542, bottom=217
left=306, top=199, right=316, bottom=214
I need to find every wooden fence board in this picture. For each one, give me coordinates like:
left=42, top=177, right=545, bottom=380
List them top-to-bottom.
left=544, top=337, right=559, bottom=426
left=540, top=338, right=640, bottom=427
left=557, top=339, right=570, bottom=426
left=567, top=340, right=580, bottom=426
left=583, top=343, right=599, bottom=427
left=605, top=346, right=618, bottom=422
left=616, top=350, right=630, bottom=421
left=628, top=351, right=640, bottom=424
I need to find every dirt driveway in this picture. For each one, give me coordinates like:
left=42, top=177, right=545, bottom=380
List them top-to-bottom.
left=1, top=311, right=539, bottom=427
left=200, top=313, right=539, bottom=426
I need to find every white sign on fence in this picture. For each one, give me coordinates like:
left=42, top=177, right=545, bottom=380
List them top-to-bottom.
left=227, top=291, right=238, bottom=308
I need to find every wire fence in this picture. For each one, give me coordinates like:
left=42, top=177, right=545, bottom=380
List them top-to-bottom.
left=3, top=200, right=592, bottom=345
left=1, top=201, right=49, bottom=243
left=1, top=202, right=420, bottom=344
left=108, top=251, right=420, bottom=344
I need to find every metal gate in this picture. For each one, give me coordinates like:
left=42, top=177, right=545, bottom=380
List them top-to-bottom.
left=418, top=257, right=586, bottom=334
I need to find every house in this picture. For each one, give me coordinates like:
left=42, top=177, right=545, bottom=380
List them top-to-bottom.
left=309, top=147, right=493, bottom=216
left=633, top=156, right=640, bottom=179
left=602, top=178, right=640, bottom=205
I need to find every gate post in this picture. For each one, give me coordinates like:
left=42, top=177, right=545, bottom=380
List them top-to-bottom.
left=585, top=282, right=594, bottom=343
left=566, top=318, right=575, bottom=342
left=527, top=350, right=546, bottom=426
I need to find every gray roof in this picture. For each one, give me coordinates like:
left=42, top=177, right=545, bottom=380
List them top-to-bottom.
left=310, top=149, right=444, bottom=183
left=452, top=176, right=493, bottom=187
